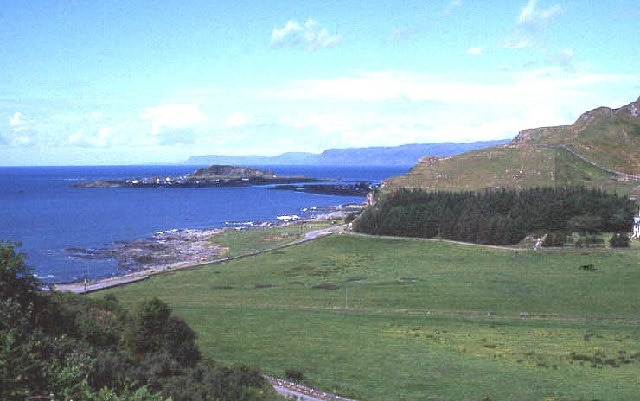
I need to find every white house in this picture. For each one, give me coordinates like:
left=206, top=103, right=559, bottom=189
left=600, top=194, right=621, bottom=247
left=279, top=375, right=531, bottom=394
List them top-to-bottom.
left=632, top=210, right=640, bottom=239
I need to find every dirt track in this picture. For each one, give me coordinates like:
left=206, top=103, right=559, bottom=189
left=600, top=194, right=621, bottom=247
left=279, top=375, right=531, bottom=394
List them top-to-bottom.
left=266, top=377, right=358, bottom=401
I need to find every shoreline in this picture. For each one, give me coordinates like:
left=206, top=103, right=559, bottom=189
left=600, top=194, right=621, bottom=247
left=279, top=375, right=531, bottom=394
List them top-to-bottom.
left=52, top=205, right=360, bottom=294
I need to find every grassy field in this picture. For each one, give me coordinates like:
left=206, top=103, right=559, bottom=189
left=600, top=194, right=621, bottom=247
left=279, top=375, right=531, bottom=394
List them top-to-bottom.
left=210, top=220, right=335, bottom=258
left=98, top=230, right=640, bottom=401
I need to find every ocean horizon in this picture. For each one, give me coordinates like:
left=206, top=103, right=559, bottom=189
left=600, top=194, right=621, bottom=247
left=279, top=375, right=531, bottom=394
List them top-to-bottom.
left=1, top=164, right=409, bottom=283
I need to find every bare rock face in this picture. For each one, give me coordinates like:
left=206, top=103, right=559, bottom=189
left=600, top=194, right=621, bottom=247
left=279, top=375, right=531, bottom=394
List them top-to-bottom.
left=612, top=96, right=640, bottom=119
left=512, top=126, right=567, bottom=144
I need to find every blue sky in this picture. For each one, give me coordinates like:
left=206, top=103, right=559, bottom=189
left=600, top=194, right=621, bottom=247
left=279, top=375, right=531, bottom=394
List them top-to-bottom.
left=2, top=0, right=639, bottom=165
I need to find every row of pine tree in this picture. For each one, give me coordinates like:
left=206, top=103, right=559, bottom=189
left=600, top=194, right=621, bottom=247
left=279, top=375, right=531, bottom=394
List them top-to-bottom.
left=353, top=187, right=636, bottom=245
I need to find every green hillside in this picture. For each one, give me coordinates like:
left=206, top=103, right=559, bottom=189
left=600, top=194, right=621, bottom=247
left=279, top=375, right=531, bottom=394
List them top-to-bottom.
left=387, top=97, right=640, bottom=194
left=100, top=233, right=640, bottom=401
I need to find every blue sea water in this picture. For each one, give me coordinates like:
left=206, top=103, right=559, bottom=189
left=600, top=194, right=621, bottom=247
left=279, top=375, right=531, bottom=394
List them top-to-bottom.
left=0, top=165, right=409, bottom=283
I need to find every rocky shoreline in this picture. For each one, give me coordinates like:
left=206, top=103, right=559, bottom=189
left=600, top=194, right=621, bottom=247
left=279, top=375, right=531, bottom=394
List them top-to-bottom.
left=271, top=181, right=379, bottom=196
left=54, top=203, right=365, bottom=292
left=65, top=228, right=224, bottom=274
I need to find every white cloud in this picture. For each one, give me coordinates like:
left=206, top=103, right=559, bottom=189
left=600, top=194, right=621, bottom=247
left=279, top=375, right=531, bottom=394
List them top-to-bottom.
left=444, top=0, right=463, bottom=14
left=504, top=0, right=562, bottom=49
left=517, top=0, right=562, bottom=27
left=271, top=19, right=341, bottom=51
left=271, top=20, right=301, bottom=43
left=466, top=46, right=483, bottom=55
left=546, top=48, right=575, bottom=70
left=7, top=64, right=637, bottom=163
left=257, top=68, right=639, bottom=150
left=270, top=70, right=639, bottom=110
left=139, top=103, right=208, bottom=135
left=226, top=111, right=248, bottom=127
left=9, top=112, right=21, bottom=126
left=66, top=126, right=115, bottom=148
left=10, top=135, right=31, bottom=146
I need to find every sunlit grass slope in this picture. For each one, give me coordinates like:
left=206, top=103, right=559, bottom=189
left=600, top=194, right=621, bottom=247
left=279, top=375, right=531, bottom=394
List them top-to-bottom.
left=386, top=97, right=640, bottom=194
left=517, top=105, right=640, bottom=175
left=386, top=145, right=638, bottom=195
left=99, top=234, right=640, bottom=401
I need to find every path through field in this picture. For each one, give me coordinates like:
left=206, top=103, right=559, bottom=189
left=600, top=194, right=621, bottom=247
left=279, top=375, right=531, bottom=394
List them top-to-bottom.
left=267, top=377, right=359, bottom=401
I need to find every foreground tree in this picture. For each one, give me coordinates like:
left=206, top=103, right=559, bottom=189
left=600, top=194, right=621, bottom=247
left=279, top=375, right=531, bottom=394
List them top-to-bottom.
left=0, top=241, right=40, bottom=312
left=0, top=242, right=278, bottom=400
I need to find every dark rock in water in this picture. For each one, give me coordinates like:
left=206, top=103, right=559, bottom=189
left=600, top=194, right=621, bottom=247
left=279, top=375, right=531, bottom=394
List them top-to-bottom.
left=272, top=181, right=379, bottom=196
left=65, top=229, right=222, bottom=272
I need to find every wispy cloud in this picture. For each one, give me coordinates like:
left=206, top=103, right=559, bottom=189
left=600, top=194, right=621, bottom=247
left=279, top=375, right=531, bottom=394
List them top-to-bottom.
left=444, top=0, right=463, bottom=14
left=504, top=0, right=562, bottom=49
left=517, top=0, right=562, bottom=27
left=271, top=19, right=341, bottom=51
left=387, top=26, right=419, bottom=44
left=466, top=46, right=483, bottom=56
left=546, top=48, right=575, bottom=71
left=3, top=67, right=638, bottom=160
left=259, top=68, right=638, bottom=148
left=275, top=70, right=636, bottom=106
left=139, top=104, right=208, bottom=135
left=3, top=111, right=35, bottom=146
left=226, top=111, right=248, bottom=128
left=9, top=112, right=21, bottom=126
left=66, top=127, right=113, bottom=148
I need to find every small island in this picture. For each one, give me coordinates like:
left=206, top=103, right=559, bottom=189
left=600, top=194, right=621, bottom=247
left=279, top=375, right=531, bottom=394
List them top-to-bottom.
left=73, top=164, right=380, bottom=196
left=73, top=165, right=318, bottom=188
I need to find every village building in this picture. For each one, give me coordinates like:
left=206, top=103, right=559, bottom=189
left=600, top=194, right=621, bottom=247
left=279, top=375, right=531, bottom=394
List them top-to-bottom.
left=632, top=209, right=640, bottom=239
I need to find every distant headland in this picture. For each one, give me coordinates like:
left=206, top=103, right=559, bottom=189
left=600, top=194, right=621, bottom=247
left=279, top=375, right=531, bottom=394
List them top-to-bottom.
left=184, top=140, right=510, bottom=166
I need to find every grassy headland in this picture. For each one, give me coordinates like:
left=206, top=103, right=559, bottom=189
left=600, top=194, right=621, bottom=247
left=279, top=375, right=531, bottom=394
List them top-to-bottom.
left=385, top=97, right=640, bottom=195
left=97, top=231, right=640, bottom=401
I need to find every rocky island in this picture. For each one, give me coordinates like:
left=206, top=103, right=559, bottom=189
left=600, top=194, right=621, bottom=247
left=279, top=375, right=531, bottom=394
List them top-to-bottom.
left=73, top=164, right=379, bottom=196
left=73, top=165, right=318, bottom=188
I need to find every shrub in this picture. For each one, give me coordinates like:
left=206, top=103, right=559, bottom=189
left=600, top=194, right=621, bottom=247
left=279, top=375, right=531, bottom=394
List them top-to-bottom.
left=542, top=231, right=566, bottom=247
left=609, top=233, right=630, bottom=248
left=285, top=368, right=305, bottom=382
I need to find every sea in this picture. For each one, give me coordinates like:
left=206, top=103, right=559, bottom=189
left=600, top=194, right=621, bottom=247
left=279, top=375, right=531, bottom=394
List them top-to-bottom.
left=0, top=164, right=409, bottom=283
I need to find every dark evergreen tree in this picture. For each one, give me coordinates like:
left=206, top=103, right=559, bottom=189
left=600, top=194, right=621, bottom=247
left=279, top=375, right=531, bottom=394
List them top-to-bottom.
left=353, top=187, right=636, bottom=245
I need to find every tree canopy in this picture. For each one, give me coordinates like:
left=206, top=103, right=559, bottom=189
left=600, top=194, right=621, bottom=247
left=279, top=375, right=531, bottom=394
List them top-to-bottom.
left=354, top=187, right=636, bottom=245
left=0, top=242, right=278, bottom=401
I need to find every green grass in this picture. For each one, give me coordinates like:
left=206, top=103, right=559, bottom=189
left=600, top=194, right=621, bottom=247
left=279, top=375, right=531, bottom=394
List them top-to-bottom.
left=387, top=144, right=640, bottom=196
left=210, top=221, right=334, bottom=258
left=98, top=234, right=640, bottom=400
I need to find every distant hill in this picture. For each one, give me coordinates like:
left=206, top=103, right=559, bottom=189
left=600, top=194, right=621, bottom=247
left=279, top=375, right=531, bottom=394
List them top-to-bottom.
left=386, top=96, right=640, bottom=196
left=184, top=140, right=509, bottom=166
